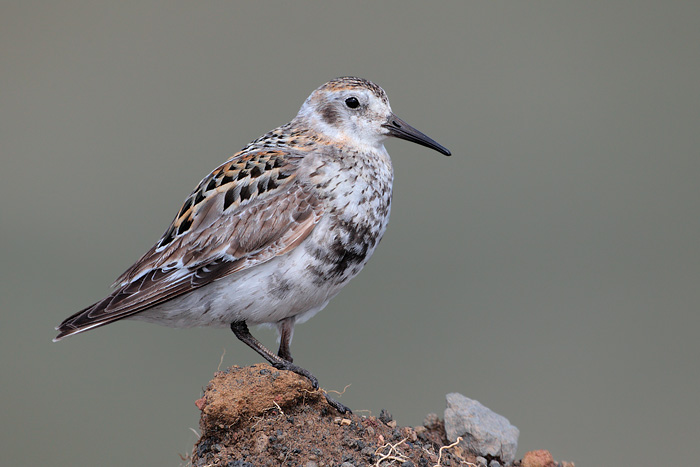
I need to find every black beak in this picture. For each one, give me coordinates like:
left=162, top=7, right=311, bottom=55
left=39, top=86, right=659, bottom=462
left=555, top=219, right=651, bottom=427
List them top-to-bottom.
left=382, top=114, right=451, bottom=156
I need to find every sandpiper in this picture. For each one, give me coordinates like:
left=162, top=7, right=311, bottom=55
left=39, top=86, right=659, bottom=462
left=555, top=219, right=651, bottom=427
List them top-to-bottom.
left=55, top=77, right=451, bottom=413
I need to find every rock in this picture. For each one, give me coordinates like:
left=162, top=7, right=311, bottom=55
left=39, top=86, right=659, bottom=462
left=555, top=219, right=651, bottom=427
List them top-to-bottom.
left=197, top=364, right=322, bottom=431
left=443, top=393, right=519, bottom=464
left=379, top=409, right=393, bottom=424
left=423, top=412, right=440, bottom=429
left=522, top=450, right=556, bottom=467
left=476, top=456, right=488, bottom=466
left=489, top=460, right=501, bottom=467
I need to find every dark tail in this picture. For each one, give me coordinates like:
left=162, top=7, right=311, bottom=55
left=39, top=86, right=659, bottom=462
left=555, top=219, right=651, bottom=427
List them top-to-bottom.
left=53, top=290, right=141, bottom=341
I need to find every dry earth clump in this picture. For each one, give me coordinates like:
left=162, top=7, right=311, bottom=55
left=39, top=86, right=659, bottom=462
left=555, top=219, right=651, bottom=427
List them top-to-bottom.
left=190, top=364, right=571, bottom=467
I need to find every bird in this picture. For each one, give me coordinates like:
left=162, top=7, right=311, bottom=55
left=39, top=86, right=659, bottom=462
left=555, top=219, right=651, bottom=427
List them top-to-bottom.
left=54, top=76, right=451, bottom=413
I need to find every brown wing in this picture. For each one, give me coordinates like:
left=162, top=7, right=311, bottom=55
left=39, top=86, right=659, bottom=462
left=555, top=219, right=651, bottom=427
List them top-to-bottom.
left=55, top=149, right=322, bottom=340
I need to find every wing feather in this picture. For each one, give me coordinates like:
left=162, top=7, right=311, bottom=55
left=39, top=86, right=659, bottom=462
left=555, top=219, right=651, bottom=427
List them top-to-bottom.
left=55, top=149, right=323, bottom=340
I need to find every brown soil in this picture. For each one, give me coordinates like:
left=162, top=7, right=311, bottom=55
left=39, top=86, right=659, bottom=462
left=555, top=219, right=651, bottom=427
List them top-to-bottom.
left=189, top=364, right=571, bottom=467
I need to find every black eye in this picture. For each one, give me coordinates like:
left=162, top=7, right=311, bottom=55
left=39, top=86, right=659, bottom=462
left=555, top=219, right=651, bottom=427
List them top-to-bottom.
left=345, top=97, right=360, bottom=109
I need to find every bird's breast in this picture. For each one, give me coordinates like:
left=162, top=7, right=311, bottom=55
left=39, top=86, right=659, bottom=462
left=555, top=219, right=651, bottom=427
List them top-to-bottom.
left=302, top=148, right=393, bottom=286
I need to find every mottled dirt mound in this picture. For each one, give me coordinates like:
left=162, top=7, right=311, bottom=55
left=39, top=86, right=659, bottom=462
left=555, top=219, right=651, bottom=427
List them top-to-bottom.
left=190, top=364, right=570, bottom=467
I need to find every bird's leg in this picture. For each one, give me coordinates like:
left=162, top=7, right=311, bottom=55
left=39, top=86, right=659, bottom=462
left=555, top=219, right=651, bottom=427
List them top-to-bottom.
left=277, top=317, right=295, bottom=362
left=229, top=321, right=313, bottom=382
left=230, top=321, right=350, bottom=414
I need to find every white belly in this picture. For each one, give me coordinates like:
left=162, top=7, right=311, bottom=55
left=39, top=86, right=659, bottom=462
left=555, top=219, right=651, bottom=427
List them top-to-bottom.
left=130, top=216, right=381, bottom=329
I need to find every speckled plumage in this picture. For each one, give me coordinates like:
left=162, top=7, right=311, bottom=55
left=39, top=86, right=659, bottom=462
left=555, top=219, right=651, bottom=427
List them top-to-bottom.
left=55, top=77, right=450, bottom=412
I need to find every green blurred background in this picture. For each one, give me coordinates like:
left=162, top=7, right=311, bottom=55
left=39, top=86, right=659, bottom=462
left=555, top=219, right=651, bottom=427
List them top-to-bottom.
left=2, top=2, right=699, bottom=465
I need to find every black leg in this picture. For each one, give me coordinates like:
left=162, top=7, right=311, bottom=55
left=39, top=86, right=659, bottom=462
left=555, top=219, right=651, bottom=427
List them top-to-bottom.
left=277, top=317, right=294, bottom=362
left=230, top=321, right=351, bottom=414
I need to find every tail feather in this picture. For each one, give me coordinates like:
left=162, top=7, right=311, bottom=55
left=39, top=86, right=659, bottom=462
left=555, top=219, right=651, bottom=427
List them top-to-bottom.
left=54, top=256, right=244, bottom=342
left=53, top=292, right=143, bottom=341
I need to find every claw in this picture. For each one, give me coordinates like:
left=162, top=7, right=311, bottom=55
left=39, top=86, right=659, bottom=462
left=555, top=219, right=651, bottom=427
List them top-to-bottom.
left=325, top=394, right=351, bottom=414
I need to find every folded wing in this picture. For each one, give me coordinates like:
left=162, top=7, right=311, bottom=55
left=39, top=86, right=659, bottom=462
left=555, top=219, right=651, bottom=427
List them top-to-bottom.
left=55, top=149, right=322, bottom=340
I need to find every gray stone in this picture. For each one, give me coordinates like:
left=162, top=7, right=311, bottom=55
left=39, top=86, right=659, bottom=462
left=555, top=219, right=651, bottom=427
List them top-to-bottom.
left=444, top=393, right=519, bottom=464
left=475, top=457, right=488, bottom=467
left=489, top=460, right=502, bottom=467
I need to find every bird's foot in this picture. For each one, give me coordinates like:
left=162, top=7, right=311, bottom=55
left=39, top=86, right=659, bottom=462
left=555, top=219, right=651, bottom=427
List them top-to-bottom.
left=271, top=360, right=351, bottom=414
left=271, top=360, right=319, bottom=388
left=324, top=394, right=351, bottom=414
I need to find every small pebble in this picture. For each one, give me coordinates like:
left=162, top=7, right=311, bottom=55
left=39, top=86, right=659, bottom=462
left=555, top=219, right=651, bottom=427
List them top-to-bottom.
left=379, top=409, right=393, bottom=424
left=423, top=413, right=440, bottom=429
left=361, top=446, right=375, bottom=458
left=522, top=450, right=555, bottom=467
left=476, top=457, right=488, bottom=467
